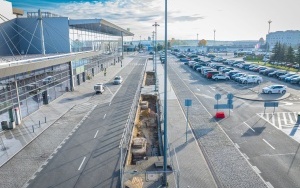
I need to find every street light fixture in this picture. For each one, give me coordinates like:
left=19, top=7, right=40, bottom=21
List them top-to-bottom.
left=152, top=22, right=159, bottom=91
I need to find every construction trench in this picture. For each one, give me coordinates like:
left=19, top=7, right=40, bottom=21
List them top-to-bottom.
left=122, top=71, right=175, bottom=188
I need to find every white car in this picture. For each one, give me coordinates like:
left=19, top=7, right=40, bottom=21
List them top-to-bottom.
left=212, top=74, right=230, bottom=81
left=239, top=75, right=263, bottom=84
left=113, top=76, right=123, bottom=85
left=94, top=83, right=104, bottom=94
left=262, top=85, right=286, bottom=94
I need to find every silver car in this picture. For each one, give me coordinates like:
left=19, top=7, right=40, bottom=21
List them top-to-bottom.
left=113, top=76, right=123, bottom=85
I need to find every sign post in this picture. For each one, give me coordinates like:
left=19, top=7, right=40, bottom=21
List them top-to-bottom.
left=227, top=93, right=234, bottom=117
left=214, top=94, right=221, bottom=112
left=185, top=99, right=192, bottom=143
left=264, top=101, right=279, bottom=114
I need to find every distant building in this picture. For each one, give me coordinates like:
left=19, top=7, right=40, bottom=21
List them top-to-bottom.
left=0, top=0, right=24, bottom=24
left=266, top=30, right=300, bottom=49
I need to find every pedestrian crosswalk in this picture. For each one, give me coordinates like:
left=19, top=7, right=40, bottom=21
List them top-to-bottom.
left=257, top=112, right=300, bottom=129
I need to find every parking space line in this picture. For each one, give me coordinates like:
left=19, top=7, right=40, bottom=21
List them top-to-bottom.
left=103, top=114, right=106, bottom=119
left=244, top=122, right=255, bottom=132
left=263, top=139, right=275, bottom=150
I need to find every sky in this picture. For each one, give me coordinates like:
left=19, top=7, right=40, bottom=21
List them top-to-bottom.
left=8, top=0, right=300, bottom=41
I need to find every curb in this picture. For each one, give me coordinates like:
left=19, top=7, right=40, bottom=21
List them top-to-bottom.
left=234, top=93, right=290, bottom=102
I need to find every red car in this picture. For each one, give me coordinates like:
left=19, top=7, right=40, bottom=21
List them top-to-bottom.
left=206, top=71, right=219, bottom=79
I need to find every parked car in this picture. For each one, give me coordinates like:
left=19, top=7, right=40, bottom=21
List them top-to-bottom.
left=180, top=58, right=189, bottom=62
left=188, top=61, right=197, bottom=67
left=206, top=71, right=219, bottom=79
left=226, top=71, right=240, bottom=78
left=233, top=73, right=247, bottom=82
left=278, top=73, right=295, bottom=80
left=212, top=74, right=230, bottom=81
left=239, top=75, right=263, bottom=84
left=285, top=75, right=300, bottom=82
left=113, top=76, right=123, bottom=85
left=290, top=77, right=300, bottom=84
left=262, top=85, right=286, bottom=94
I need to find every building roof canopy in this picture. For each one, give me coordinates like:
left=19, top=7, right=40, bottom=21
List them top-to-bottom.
left=69, top=19, right=133, bottom=36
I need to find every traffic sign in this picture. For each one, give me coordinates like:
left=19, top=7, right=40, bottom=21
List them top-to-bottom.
left=227, top=93, right=234, bottom=100
left=215, top=94, right=221, bottom=100
left=185, top=99, right=192, bottom=107
left=227, top=99, right=233, bottom=105
left=264, top=102, right=279, bottom=108
left=214, top=104, right=233, bottom=109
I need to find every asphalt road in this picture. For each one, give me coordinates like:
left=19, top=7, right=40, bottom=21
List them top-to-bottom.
left=167, top=54, right=300, bottom=188
left=27, top=57, right=146, bottom=188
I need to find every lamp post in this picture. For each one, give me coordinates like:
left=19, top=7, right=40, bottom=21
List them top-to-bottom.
left=163, top=0, right=168, bottom=185
left=267, top=20, right=272, bottom=53
left=152, top=22, right=159, bottom=91
left=213, top=29, right=216, bottom=53
left=152, top=31, right=155, bottom=71
left=197, top=33, right=199, bottom=51
left=139, top=35, right=141, bottom=50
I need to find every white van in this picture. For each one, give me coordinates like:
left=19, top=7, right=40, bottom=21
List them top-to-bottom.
left=94, top=83, right=104, bottom=94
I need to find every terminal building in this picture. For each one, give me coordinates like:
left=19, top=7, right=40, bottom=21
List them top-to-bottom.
left=0, top=0, right=133, bottom=127
left=266, top=30, right=300, bottom=49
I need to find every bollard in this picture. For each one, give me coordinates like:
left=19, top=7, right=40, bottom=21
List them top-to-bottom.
left=297, top=113, right=300, bottom=124
left=45, top=117, right=46, bottom=123
left=39, top=120, right=41, bottom=127
left=32, top=125, right=34, bottom=133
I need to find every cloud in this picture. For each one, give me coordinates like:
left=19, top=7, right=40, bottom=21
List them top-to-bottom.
left=17, top=0, right=205, bottom=39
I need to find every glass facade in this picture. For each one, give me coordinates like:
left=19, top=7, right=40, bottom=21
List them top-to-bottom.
left=69, top=26, right=121, bottom=53
left=0, top=63, right=71, bottom=123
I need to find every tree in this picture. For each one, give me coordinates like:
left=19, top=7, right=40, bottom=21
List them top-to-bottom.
left=258, top=37, right=265, bottom=44
left=198, top=39, right=207, bottom=46
left=271, top=42, right=280, bottom=62
left=157, top=43, right=163, bottom=51
left=279, top=44, right=286, bottom=63
left=296, top=45, right=300, bottom=70
left=285, top=46, right=295, bottom=64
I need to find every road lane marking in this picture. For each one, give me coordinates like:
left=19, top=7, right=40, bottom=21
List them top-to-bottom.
left=208, top=86, right=215, bottom=91
left=196, top=88, right=200, bottom=91
left=283, top=112, right=287, bottom=125
left=277, top=113, right=282, bottom=129
left=288, top=113, right=295, bottom=124
left=103, top=114, right=106, bottom=119
left=244, top=122, right=255, bottom=132
left=94, top=130, right=99, bottom=138
left=263, top=139, right=275, bottom=150
left=78, top=157, right=86, bottom=171
left=252, top=166, right=261, bottom=174
left=266, top=182, right=274, bottom=188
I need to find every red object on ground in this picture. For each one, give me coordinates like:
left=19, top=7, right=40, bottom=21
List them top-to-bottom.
left=215, top=111, right=225, bottom=118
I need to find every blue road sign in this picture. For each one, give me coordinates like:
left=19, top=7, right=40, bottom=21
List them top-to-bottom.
left=227, top=93, right=234, bottom=100
left=215, top=94, right=221, bottom=100
left=185, top=99, right=192, bottom=106
left=227, top=99, right=233, bottom=105
left=264, top=102, right=279, bottom=108
left=214, top=104, right=233, bottom=109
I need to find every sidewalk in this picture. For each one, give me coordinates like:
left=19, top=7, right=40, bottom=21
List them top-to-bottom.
left=0, top=54, right=134, bottom=167
left=153, top=60, right=217, bottom=187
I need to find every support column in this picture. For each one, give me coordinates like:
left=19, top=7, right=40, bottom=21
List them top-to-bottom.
left=38, top=9, right=46, bottom=55
left=68, top=61, right=74, bottom=91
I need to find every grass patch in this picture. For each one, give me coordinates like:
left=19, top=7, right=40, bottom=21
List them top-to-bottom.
left=250, top=61, right=300, bottom=72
